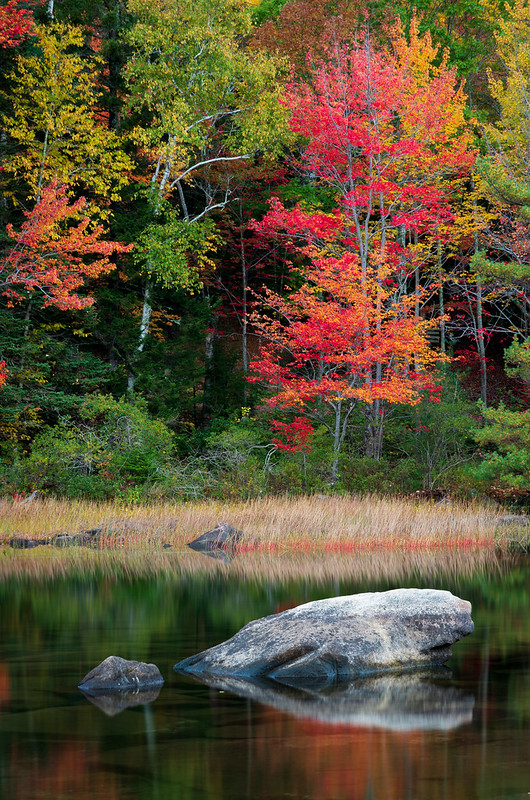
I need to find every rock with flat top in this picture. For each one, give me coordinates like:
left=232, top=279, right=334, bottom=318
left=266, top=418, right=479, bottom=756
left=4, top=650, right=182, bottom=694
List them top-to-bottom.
left=9, top=537, right=48, bottom=549
left=174, top=589, right=473, bottom=686
left=78, top=656, right=164, bottom=693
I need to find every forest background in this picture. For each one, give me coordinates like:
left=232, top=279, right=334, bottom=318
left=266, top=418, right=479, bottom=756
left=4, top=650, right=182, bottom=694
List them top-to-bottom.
left=1, top=0, right=530, bottom=506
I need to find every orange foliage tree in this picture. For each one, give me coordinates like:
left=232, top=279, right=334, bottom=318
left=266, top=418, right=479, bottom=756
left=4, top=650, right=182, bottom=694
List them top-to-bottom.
left=250, top=23, right=474, bottom=477
left=1, top=182, right=131, bottom=311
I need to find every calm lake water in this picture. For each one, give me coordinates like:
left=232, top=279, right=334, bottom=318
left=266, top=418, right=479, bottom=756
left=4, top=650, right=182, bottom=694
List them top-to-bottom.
left=0, top=550, right=528, bottom=800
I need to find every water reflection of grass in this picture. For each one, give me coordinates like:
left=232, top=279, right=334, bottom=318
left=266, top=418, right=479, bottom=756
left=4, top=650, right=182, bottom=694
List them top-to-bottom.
left=0, top=494, right=511, bottom=580
left=0, top=541, right=504, bottom=582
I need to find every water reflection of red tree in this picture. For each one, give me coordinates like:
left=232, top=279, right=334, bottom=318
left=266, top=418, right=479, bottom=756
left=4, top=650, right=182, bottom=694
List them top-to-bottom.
left=0, top=663, right=10, bottom=709
left=252, top=706, right=476, bottom=800
left=10, top=742, right=121, bottom=800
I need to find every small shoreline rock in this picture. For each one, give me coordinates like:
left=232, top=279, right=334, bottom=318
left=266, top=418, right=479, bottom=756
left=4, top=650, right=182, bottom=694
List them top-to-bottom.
left=497, top=514, right=530, bottom=527
left=188, top=522, right=243, bottom=552
left=6, top=528, right=103, bottom=549
left=52, top=529, right=103, bottom=547
left=8, top=537, right=49, bottom=549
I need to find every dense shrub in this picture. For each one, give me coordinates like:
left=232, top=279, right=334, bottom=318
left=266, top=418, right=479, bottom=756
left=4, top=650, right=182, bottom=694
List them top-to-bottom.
left=15, top=394, right=175, bottom=498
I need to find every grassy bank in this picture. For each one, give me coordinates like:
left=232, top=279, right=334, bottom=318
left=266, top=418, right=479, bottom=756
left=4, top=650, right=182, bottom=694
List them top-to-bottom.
left=0, top=493, right=520, bottom=550
left=1, top=494, right=526, bottom=582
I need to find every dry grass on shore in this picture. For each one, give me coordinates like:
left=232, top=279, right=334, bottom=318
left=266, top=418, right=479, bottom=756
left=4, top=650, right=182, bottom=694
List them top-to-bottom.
left=0, top=493, right=504, bottom=551
left=0, top=494, right=521, bottom=582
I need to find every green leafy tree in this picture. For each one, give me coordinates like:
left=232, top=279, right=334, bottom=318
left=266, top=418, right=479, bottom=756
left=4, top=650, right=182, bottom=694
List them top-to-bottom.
left=122, top=0, right=289, bottom=390
left=471, top=0, right=530, bottom=363
left=505, top=336, right=530, bottom=385
left=468, top=402, right=530, bottom=502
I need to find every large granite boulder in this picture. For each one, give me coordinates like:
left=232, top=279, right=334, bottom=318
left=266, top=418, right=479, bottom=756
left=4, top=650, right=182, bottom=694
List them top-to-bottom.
left=187, top=522, right=243, bottom=552
left=175, top=589, right=473, bottom=685
left=78, top=656, right=164, bottom=693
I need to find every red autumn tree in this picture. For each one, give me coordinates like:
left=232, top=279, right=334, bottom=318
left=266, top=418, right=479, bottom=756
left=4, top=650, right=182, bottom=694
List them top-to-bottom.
left=0, top=0, right=34, bottom=48
left=250, top=22, right=474, bottom=477
left=1, top=181, right=131, bottom=311
left=251, top=225, right=443, bottom=479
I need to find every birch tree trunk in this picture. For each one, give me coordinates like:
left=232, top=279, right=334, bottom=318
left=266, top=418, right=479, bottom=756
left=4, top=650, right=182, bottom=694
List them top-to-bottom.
left=438, top=242, right=446, bottom=355
left=476, top=275, right=488, bottom=406
left=127, top=279, right=152, bottom=393
left=202, top=305, right=218, bottom=428
left=331, top=401, right=342, bottom=484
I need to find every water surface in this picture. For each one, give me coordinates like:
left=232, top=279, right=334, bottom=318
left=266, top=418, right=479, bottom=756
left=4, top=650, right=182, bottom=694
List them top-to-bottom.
left=0, top=550, right=528, bottom=800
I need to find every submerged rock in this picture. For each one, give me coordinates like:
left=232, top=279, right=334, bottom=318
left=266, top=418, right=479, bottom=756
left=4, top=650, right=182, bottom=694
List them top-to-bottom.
left=498, top=514, right=530, bottom=526
left=188, top=522, right=243, bottom=552
left=52, top=528, right=102, bottom=547
left=8, top=537, right=48, bottom=549
left=175, top=589, right=473, bottom=685
left=78, top=656, right=164, bottom=693
left=188, top=671, right=474, bottom=731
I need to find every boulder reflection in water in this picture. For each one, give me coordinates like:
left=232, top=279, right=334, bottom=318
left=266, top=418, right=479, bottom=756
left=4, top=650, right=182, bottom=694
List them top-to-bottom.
left=186, top=670, right=474, bottom=732
left=79, top=685, right=162, bottom=716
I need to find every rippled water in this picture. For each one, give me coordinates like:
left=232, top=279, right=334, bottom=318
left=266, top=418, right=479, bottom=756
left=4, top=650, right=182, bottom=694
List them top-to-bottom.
left=0, top=552, right=528, bottom=800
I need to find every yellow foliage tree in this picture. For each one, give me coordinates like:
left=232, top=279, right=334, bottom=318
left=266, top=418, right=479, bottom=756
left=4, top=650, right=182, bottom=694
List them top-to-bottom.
left=470, top=0, right=530, bottom=403
left=2, top=22, right=132, bottom=215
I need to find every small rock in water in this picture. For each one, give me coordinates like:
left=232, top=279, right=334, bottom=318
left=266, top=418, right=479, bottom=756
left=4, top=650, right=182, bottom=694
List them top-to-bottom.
left=188, top=521, right=243, bottom=551
left=175, top=588, right=474, bottom=686
left=78, top=656, right=164, bottom=693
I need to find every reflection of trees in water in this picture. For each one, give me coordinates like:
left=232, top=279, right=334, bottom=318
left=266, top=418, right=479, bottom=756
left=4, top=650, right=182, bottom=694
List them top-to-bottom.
left=0, top=555, right=528, bottom=800
left=0, top=556, right=527, bottom=661
left=0, top=662, right=10, bottom=710
left=204, top=669, right=527, bottom=800
left=1, top=670, right=528, bottom=800
left=249, top=705, right=468, bottom=800
left=7, top=741, right=122, bottom=800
